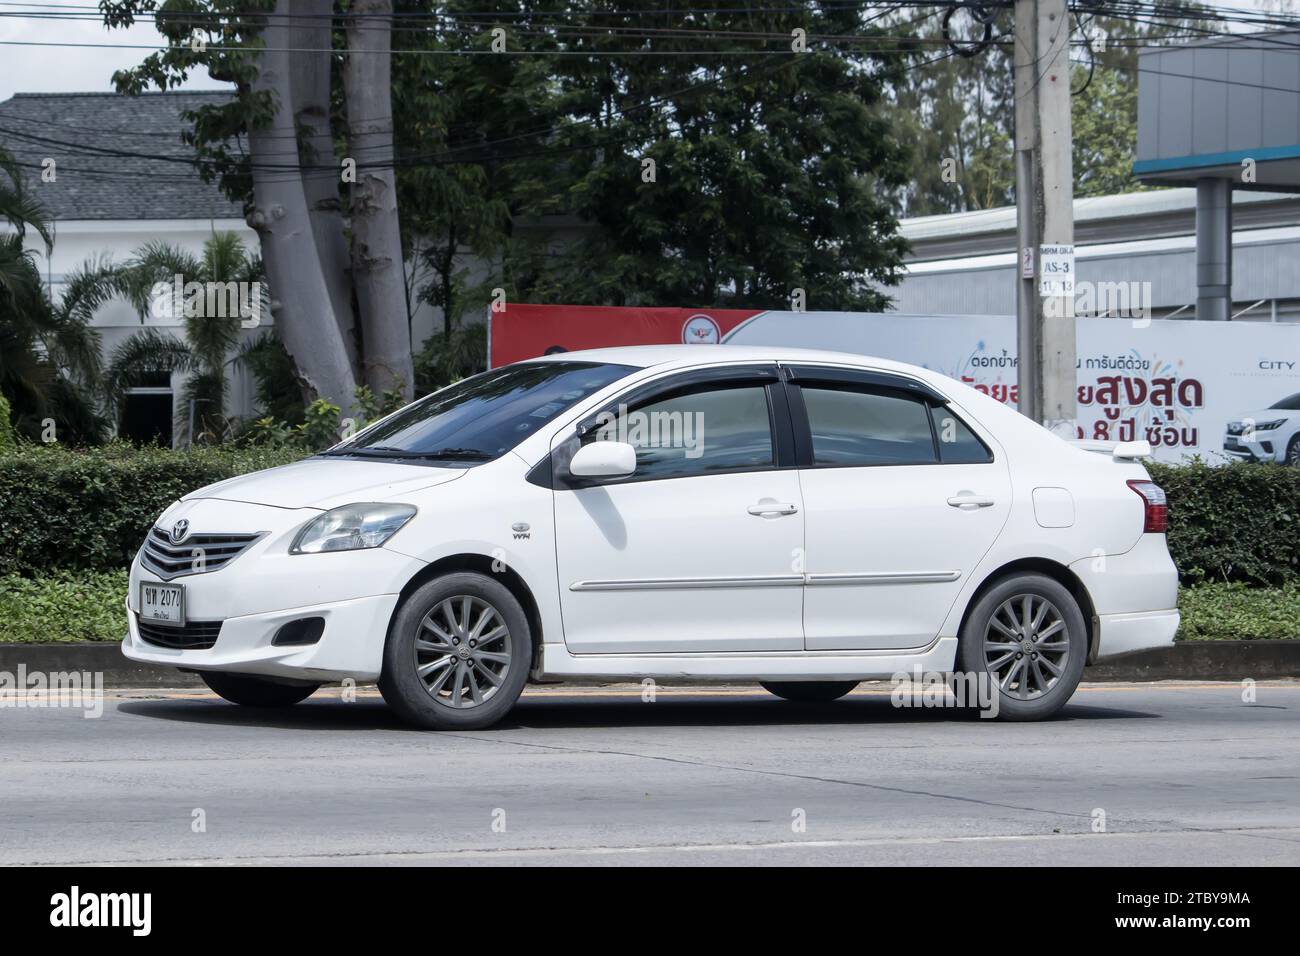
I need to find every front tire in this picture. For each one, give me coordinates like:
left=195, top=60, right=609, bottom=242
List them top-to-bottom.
left=1285, top=435, right=1300, bottom=467
left=379, top=572, right=532, bottom=730
left=956, top=572, right=1087, bottom=721
left=200, top=671, right=320, bottom=707
left=761, top=681, right=859, bottom=703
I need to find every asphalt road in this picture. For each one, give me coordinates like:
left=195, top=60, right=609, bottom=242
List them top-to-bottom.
left=2, top=682, right=1298, bottom=866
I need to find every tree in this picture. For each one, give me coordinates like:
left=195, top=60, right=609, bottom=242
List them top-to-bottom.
left=101, top=0, right=412, bottom=410
left=343, top=0, right=413, bottom=397
left=393, top=0, right=556, bottom=341
left=493, top=1, right=914, bottom=312
left=883, top=5, right=1214, bottom=214
left=884, top=10, right=1015, bottom=216
left=1072, top=65, right=1143, bottom=198
left=0, top=148, right=107, bottom=443
left=107, top=232, right=265, bottom=442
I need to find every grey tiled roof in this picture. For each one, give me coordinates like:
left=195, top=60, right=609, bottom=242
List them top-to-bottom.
left=0, top=91, right=243, bottom=222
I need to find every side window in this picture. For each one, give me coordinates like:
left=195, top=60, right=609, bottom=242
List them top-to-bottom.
left=591, top=384, right=774, bottom=481
left=800, top=385, right=937, bottom=465
left=930, top=405, right=994, bottom=464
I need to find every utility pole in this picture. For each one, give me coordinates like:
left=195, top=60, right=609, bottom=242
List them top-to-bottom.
left=1014, top=0, right=1077, bottom=435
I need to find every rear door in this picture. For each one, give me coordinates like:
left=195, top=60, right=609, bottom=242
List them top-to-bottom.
left=786, top=365, right=1011, bottom=651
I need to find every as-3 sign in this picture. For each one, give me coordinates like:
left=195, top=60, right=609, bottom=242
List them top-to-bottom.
left=1039, top=244, right=1075, bottom=296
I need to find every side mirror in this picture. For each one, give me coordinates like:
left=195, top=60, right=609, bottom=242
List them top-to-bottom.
left=569, top=440, right=637, bottom=479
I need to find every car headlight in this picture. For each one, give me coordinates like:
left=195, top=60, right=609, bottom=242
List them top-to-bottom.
left=1254, top=420, right=1286, bottom=431
left=290, top=503, right=417, bottom=554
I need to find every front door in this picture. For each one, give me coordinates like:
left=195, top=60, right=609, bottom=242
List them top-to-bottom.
left=553, top=368, right=805, bottom=654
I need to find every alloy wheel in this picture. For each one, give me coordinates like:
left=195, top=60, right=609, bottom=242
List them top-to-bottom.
left=983, top=594, right=1069, bottom=700
left=414, top=595, right=512, bottom=709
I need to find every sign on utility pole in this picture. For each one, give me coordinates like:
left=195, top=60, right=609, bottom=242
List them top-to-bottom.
left=1014, top=0, right=1077, bottom=436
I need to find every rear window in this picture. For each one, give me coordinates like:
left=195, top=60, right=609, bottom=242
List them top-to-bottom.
left=802, top=386, right=937, bottom=466
left=930, top=406, right=993, bottom=463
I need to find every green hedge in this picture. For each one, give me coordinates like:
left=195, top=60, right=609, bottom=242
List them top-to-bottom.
left=0, top=395, right=14, bottom=453
left=0, top=443, right=307, bottom=576
left=0, top=444, right=1296, bottom=585
left=1148, top=460, right=1300, bottom=586
left=0, top=571, right=128, bottom=643
left=1, top=572, right=1292, bottom=643
left=1176, top=581, right=1300, bottom=641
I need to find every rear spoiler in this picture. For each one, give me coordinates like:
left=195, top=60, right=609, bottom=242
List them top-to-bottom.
left=1069, top=439, right=1153, bottom=461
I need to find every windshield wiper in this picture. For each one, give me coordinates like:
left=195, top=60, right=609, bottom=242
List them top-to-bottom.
left=322, top=445, right=494, bottom=461
left=410, top=447, right=496, bottom=460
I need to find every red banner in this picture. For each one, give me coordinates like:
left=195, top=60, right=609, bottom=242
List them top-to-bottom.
left=488, top=303, right=764, bottom=367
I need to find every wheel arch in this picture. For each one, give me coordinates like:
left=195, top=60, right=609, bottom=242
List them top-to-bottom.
left=390, top=553, right=546, bottom=670
left=958, top=557, right=1099, bottom=664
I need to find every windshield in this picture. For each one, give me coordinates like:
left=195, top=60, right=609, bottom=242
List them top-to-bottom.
left=324, top=361, right=635, bottom=462
left=1269, top=393, right=1300, bottom=411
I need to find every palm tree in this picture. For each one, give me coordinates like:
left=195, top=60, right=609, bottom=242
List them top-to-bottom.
left=0, top=147, right=107, bottom=443
left=109, top=231, right=267, bottom=444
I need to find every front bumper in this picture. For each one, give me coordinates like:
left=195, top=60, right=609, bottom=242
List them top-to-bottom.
left=1222, top=434, right=1277, bottom=463
left=123, top=498, right=426, bottom=682
left=123, top=593, right=402, bottom=682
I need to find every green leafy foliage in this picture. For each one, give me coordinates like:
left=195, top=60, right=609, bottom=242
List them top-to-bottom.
left=413, top=328, right=487, bottom=396
left=353, top=385, right=406, bottom=424
left=0, top=394, right=14, bottom=453
left=298, top=399, right=342, bottom=451
left=0, top=441, right=306, bottom=576
left=1148, top=460, right=1300, bottom=586
left=0, top=571, right=128, bottom=643
left=2, top=572, right=1293, bottom=645
left=1177, top=582, right=1300, bottom=641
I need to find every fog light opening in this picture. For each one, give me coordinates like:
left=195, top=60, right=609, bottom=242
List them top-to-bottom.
left=272, top=617, right=326, bottom=647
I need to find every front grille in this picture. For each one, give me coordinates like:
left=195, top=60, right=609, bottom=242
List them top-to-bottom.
left=140, top=526, right=263, bottom=581
left=137, top=617, right=223, bottom=650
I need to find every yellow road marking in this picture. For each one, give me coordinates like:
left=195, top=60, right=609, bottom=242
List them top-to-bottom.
left=85, top=679, right=1300, bottom=704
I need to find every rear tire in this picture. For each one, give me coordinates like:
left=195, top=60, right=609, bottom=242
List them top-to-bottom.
left=379, top=572, right=532, bottom=730
left=956, top=572, right=1087, bottom=721
left=200, top=671, right=320, bottom=707
left=761, top=681, right=859, bottom=703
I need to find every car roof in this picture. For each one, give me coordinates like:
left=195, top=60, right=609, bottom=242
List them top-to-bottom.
left=523, top=343, right=930, bottom=378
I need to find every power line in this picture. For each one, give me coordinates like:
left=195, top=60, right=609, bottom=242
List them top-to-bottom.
left=2, top=44, right=960, bottom=188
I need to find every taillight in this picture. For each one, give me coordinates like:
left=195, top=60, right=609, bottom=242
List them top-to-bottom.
left=1127, top=480, right=1168, bottom=533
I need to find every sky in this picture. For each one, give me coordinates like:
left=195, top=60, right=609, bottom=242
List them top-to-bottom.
left=0, top=0, right=1291, bottom=104
left=0, top=4, right=232, bottom=103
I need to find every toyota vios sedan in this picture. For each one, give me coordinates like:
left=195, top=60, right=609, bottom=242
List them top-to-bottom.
left=124, top=346, right=1178, bottom=728
left=1223, top=392, right=1300, bottom=465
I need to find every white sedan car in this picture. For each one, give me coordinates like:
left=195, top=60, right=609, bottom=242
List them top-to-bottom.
left=123, top=346, right=1178, bottom=728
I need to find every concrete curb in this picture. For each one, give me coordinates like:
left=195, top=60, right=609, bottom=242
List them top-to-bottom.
left=2, top=640, right=1298, bottom=688
left=1085, top=640, right=1300, bottom=682
left=0, top=642, right=204, bottom=687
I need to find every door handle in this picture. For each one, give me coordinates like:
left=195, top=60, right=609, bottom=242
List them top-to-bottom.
left=947, top=493, right=995, bottom=509
left=748, top=502, right=799, bottom=517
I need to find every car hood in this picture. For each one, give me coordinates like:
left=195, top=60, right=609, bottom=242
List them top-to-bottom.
left=1236, top=409, right=1299, bottom=421
left=184, top=457, right=467, bottom=510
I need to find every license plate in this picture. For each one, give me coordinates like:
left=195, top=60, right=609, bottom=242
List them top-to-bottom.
left=1224, top=437, right=1241, bottom=449
left=140, top=582, right=185, bottom=627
